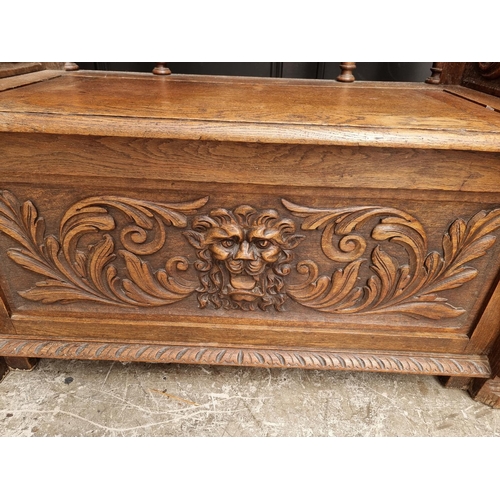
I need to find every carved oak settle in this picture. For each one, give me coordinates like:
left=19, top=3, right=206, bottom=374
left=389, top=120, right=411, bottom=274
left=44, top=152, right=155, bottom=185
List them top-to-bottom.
left=0, top=63, right=499, bottom=407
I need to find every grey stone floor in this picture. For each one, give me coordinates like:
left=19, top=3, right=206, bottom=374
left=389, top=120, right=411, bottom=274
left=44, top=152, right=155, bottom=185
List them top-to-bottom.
left=1, top=358, right=499, bottom=436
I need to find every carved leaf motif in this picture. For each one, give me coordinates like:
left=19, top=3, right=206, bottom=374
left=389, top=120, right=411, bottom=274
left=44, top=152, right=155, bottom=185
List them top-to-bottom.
left=0, top=190, right=207, bottom=307
left=0, top=194, right=42, bottom=254
left=283, top=199, right=500, bottom=319
left=22, top=201, right=46, bottom=247
left=87, top=234, right=117, bottom=297
left=371, top=246, right=398, bottom=301
left=7, top=248, right=64, bottom=282
left=119, top=252, right=197, bottom=306
left=288, top=260, right=364, bottom=312
left=19, top=280, right=104, bottom=304
left=368, top=300, right=466, bottom=319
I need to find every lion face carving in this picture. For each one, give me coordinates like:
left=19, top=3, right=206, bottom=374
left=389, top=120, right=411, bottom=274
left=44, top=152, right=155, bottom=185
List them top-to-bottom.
left=184, top=205, right=304, bottom=311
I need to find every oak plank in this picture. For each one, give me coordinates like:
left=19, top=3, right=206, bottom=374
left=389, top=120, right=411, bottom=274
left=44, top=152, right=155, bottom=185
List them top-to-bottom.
left=0, top=62, right=43, bottom=79
left=0, top=70, right=62, bottom=92
left=0, top=74, right=499, bottom=150
left=1, top=75, right=497, bottom=130
left=1, top=134, right=500, bottom=194
left=466, top=276, right=500, bottom=354
left=0, top=287, right=15, bottom=335
left=9, top=314, right=470, bottom=353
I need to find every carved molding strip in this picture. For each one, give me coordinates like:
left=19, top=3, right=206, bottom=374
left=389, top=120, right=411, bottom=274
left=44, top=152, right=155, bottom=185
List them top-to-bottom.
left=1, top=190, right=499, bottom=319
left=0, top=338, right=491, bottom=376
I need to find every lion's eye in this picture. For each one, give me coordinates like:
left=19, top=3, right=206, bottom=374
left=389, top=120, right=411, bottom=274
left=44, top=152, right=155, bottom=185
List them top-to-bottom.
left=220, top=239, right=235, bottom=248
left=255, top=239, right=270, bottom=249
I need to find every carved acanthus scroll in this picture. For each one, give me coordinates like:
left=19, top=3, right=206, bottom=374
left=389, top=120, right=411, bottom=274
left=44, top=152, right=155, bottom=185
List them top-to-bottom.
left=0, top=190, right=208, bottom=306
left=283, top=199, right=500, bottom=319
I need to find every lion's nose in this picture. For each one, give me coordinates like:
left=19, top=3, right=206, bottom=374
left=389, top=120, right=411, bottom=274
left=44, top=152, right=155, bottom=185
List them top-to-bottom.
left=235, top=241, right=255, bottom=260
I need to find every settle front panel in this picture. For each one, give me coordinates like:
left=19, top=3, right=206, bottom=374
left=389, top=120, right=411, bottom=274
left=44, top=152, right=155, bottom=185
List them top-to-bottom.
left=1, top=134, right=499, bottom=356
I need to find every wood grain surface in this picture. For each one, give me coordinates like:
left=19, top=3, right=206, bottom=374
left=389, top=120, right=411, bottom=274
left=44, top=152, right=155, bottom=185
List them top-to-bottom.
left=0, top=62, right=44, bottom=79
left=0, top=70, right=62, bottom=92
left=0, top=72, right=499, bottom=150
left=1, top=74, right=496, bottom=129
left=1, top=134, right=500, bottom=195
left=0, top=288, right=15, bottom=335
left=470, top=327, right=500, bottom=407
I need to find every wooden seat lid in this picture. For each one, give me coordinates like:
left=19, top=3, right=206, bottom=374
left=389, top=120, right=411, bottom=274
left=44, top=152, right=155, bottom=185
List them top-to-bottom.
left=0, top=70, right=499, bottom=151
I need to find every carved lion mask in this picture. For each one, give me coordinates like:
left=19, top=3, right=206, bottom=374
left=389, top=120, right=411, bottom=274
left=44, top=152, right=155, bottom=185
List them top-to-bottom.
left=184, top=205, right=304, bottom=311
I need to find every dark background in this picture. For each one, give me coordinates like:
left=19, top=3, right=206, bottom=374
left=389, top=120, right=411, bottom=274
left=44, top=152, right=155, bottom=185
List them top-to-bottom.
left=76, top=62, right=433, bottom=82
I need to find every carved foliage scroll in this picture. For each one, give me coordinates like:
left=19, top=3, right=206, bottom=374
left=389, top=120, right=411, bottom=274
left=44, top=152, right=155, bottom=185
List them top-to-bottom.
left=0, top=190, right=208, bottom=306
left=1, top=190, right=500, bottom=320
left=283, top=200, right=500, bottom=319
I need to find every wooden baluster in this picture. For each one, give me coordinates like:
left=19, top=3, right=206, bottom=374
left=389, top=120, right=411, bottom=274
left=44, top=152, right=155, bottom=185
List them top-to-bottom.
left=64, top=62, right=79, bottom=71
left=153, top=62, right=171, bottom=75
left=337, top=62, right=356, bottom=82
left=425, top=62, right=444, bottom=84
left=316, top=63, right=326, bottom=79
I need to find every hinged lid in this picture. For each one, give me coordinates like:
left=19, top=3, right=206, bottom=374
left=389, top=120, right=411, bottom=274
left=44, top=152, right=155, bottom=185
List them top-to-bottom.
left=0, top=70, right=499, bottom=151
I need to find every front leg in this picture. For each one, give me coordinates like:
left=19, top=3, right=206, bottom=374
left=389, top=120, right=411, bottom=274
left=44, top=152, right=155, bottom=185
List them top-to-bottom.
left=466, top=276, right=500, bottom=408
left=469, top=332, right=500, bottom=408
left=0, top=357, right=9, bottom=381
left=3, top=357, right=38, bottom=371
left=437, top=376, right=472, bottom=390
left=470, top=377, right=500, bottom=408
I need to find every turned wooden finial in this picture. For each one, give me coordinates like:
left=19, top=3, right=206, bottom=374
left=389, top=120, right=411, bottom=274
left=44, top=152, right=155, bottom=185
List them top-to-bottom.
left=64, top=62, right=79, bottom=71
left=153, top=62, right=171, bottom=75
left=337, top=62, right=356, bottom=82
left=426, top=63, right=444, bottom=84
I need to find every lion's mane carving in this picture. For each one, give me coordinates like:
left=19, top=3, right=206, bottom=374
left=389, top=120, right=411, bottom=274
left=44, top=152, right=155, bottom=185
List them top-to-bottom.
left=184, top=205, right=304, bottom=311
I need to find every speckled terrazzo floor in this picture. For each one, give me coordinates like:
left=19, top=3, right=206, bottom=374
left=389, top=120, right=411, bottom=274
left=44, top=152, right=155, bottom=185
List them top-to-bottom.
left=1, top=358, right=499, bottom=436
